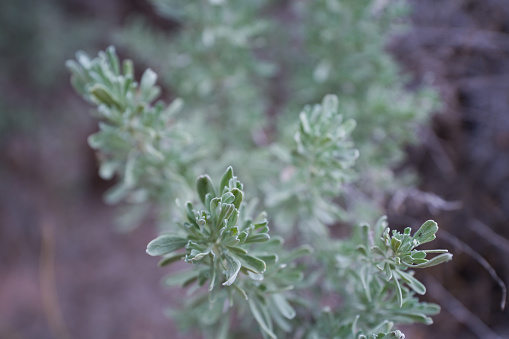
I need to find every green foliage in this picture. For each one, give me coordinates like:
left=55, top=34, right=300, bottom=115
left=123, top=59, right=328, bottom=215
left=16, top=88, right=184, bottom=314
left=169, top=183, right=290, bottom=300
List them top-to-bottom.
left=67, top=0, right=452, bottom=338
left=113, top=0, right=439, bottom=226
left=67, top=47, right=199, bottom=227
left=265, top=95, right=358, bottom=234
left=147, top=167, right=312, bottom=338
left=316, top=217, right=451, bottom=338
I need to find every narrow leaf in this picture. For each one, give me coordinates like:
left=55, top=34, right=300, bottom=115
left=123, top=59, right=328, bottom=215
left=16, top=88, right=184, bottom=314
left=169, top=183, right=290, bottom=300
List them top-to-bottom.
left=219, top=166, right=234, bottom=193
left=196, top=175, right=216, bottom=205
left=413, top=220, right=439, bottom=245
left=245, top=233, right=270, bottom=244
left=147, top=235, right=188, bottom=256
left=158, top=252, right=186, bottom=267
left=409, top=253, right=453, bottom=268
left=222, top=254, right=241, bottom=286
left=236, top=254, right=266, bottom=274
left=163, top=269, right=200, bottom=287
left=397, top=270, right=426, bottom=295
left=394, top=275, right=403, bottom=308
left=232, top=283, right=248, bottom=300
left=272, top=293, right=296, bottom=319
left=248, top=297, right=276, bottom=339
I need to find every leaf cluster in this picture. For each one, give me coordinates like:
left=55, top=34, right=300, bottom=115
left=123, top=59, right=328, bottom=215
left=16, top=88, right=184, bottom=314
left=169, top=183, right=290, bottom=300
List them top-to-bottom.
left=66, top=1, right=453, bottom=337
left=67, top=47, right=201, bottom=228
left=265, top=95, right=359, bottom=234
left=147, top=167, right=312, bottom=338
left=317, top=217, right=452, bottom=338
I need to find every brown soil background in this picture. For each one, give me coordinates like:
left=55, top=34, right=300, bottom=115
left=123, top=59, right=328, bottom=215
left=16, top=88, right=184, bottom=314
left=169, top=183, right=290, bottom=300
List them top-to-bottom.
left=1, top=0, right=508, bottom=338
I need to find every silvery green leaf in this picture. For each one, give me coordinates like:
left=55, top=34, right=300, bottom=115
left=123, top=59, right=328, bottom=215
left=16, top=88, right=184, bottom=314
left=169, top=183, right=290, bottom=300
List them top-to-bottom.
left=106, top=46, right=120, bottom=75
left=75, top=50, right=91, bottom=69
left=122, top=59, right=134, bottom=78
left=140, top=69, right=157, bottom=94
left=89, top=84, right=119, bottom=108
left=323, top=93, right=338, bottom=110
left=161, top=97, right=183, bottom=120
left=299, top=112, right=312, bottom=134
left=343, top=118, right=357, bottom=134
left=87, top=133, right=103, bottom=149
left=123, top=153, right=136, bottom=187
left=99, top=161, right=117, bottom=180
left=219, top=166, right=234, bottom=193
left=196, top=175, right=217, bottom=205
left=104, top=183, right=131, bottom=205
left=231, top=188, right=243, bottom=209
left=221, top=192, right=235, bottom=204
left=209, top=197, right=221, bottom=224
left=185, top=202, right=197, bottom=225
left=217, top=203, right=235, bottom=226
left=226, top=209, right=239, bottom=228
left=412, top=220, right=438, bottom=245
left=238, top=231, right=248, bottom=243
left=244, top=233, right=270, bottom=243
left=146, top=235, right=188, bottom=256
left=391, top=237, right=401, bottom=252
left=279, top=244, right=313, bottom=264
left=356, top=245, right=368, bottom=256
left=225, top=246, right=247, bottom=256
left=371, top=246, right=385, bottom=257
left=187, top=249, right=212, bottom=262
left=411, top=251, right=426, bottom=259
left=158, top=252, right=186, bottom=267
left=222, top=253, right=241, bottom=286
left=408, top=253, right=453, bottom=268
left=236, top=254, right=266, bottom=274
left=383, top=262, right=393, bottom=281
left=163, top=269, right=200, bottom=287
left=396, top=270, right=426, bottom=295
left=248, top=271, right=264, bottom=280
left=394, top=274, right=403, bottom=308
left=232, top=283, right=248, bottom=300
left=200, top=293, right=224, bottom=325
left=272, top=293, right=296, bottom=319
left=247, top=297, right=276, bottom=339
left=269, top=301, right=292, bottom=333
left=370, top=320, right=394, bottom=335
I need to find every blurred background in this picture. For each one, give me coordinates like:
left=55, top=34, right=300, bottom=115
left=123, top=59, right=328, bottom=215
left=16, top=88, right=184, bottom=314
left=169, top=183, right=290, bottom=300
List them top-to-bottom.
left=1, top=0, right=508, bottom=338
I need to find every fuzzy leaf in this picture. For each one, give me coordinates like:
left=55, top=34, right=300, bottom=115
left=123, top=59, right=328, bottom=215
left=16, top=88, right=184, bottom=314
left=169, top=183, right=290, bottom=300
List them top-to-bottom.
left=219, top=166, right=234, bottom=193
left=196, top=175, right=217, bottom=205
left=413, top=220, right=438, bottom=245
left=245, top=233, right=270, bottom=244
left=147, top=235, right=188, bottom=256
left=158, top=252, right=186, bottom=267
left=409, top=253, right=453, bottom=268
left=222, top=254, right=241, bottom=286
left=236, top=254, right=266, bottom=274
left=163, top=269, right=200, bottom=287
left=397, top=270, right=426, bottom=295
left=272, top=293, right=296, bottom=319
left=248, top=297, right=276, bottom=339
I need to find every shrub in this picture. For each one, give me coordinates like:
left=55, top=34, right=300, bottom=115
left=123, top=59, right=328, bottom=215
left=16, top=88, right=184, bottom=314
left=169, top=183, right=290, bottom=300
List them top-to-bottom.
left=67, top=1, right=450, bottom=338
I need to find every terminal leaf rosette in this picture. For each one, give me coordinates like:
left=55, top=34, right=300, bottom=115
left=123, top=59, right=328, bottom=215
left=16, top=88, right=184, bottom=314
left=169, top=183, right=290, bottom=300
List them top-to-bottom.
left=146, top=166, right=272, bottom=288
left=146, top=167, right=311, bottom=338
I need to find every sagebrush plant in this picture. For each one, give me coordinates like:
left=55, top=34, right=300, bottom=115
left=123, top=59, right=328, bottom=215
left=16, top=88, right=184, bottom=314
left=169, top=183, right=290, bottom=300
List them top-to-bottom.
left=67, top=0, right=452, bottom=338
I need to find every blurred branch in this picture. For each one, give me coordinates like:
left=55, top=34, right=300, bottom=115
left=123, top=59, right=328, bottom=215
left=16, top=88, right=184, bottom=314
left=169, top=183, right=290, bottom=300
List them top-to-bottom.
left=406, top=26, right=509, bottom=52
left=421, top=128, right=457, bottom=178
left=389, top=187, right=462, bottom=215
left=470, top=219, right=509, bottom=256
left=440, top=229, right=507, bottom=310
left=426, top=275, right=503, bottom=339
